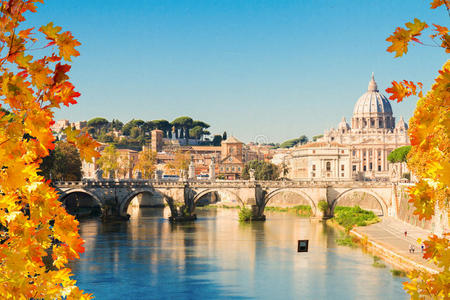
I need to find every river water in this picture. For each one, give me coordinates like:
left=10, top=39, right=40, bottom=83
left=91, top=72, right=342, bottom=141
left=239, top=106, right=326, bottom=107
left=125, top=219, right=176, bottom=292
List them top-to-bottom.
left=72, top=208, right=407, bottom=299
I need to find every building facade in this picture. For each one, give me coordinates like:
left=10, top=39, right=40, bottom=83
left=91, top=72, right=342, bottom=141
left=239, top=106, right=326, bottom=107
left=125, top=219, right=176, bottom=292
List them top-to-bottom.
left=276, top=75, right=410, bottom=181
left=319, top=75, right=410, bottom=180
left=286, top=142, right=352, bottom=180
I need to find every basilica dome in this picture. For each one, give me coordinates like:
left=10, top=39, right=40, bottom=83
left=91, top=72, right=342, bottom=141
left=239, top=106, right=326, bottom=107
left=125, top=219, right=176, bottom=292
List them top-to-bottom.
left=353, top=74, right=392, bottom=117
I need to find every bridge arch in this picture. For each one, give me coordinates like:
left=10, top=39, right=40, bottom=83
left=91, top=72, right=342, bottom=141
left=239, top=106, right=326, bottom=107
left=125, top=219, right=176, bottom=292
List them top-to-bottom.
left=119, top=188, right=169, bottom=215
left=264, top=188, right=317, bottom=216
left=330, top=188, right=387, bottom=216
left=59, top=189, right=103, bottom=215
left=192, top=189, right=244, bottom=206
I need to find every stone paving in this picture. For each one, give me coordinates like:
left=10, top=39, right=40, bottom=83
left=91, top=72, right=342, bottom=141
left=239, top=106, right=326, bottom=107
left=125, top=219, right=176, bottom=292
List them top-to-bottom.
left=353, top=216, right=439, bottom=272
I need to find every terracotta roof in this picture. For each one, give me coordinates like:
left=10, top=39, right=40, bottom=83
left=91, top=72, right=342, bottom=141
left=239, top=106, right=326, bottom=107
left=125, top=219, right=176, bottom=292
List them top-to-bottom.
left=221, top=136, right=243, bottom=144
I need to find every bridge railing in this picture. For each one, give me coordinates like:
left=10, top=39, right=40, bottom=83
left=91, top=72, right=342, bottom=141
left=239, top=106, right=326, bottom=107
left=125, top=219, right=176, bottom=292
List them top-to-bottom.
left=53, top=178, right=392, bottom=189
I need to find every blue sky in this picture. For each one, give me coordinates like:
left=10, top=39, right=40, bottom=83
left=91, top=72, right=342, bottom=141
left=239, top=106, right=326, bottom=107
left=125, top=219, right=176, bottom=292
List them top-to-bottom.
left=26, top=1, right=448, bottom=143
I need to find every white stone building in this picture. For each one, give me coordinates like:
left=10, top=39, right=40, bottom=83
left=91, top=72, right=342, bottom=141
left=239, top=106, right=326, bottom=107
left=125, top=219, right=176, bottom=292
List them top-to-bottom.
left=276, top=74, right=410, bottom=181
left=319, top=74, right=410, bottom=180
left=285, top=142, right=352, bottom=180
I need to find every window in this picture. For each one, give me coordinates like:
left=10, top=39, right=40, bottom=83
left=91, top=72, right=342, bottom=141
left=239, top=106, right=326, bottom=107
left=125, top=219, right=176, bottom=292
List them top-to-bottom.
left=371, top=119, right=375, bottom=127
left=312, top=150, right=316, bottom=154
left=341, top=150, right=344, bottom=154
left=352, top=150, right=356, bottom=156
left=326, top=162, right=331, bottom=171
left=369, top=163, right=373, bottom=170
left=312, top=164, right=316, bottom=171
left=341, top=165, right=344, bottom=171
left=352, top=165, right=356, bottom=172
left=378, top=165, right=381, bottom=171
left=363, top=166, right=366, bottom=171
left=220, top=167, right=224, bottom=171
left=226, top=167, right=229, bottom=171
left=231, top=167, right=235, bottom=171
left=238, top=167, right=241, bottom=171
left=312, top=172, right=315, bottom=177
left=341, top=173, right=344, bottom=177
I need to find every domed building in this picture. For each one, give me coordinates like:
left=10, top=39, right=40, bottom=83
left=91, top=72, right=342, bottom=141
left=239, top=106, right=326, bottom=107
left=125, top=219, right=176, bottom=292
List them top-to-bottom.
left=321, top=74, right=410, bottom=179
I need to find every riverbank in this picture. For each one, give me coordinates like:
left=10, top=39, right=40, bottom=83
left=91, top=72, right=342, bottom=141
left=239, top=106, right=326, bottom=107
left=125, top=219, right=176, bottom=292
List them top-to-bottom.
left=328, top=217, right=439, bottom=274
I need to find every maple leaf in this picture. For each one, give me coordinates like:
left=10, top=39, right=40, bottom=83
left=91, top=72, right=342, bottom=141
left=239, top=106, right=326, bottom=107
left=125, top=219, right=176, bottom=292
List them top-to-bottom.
left=430, top=0, right=448, bottom=9
left=386, top=19, right=428, bottom=57
left=39, top=22, right=61, bottom=40
left=56, top=31, right=81, bottom=61
left=52, top=63, right=70, bottom=85
left=385, top=80, right=423, bottom=102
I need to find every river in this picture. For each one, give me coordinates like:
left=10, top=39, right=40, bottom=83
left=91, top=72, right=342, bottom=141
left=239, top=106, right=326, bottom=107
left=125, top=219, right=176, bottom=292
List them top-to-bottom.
left=71, top=207, right=407, bottom=299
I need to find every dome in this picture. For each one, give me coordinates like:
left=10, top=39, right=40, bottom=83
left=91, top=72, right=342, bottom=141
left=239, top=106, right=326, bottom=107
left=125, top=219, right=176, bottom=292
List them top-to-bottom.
left=353, top=74, right=393, bottom=117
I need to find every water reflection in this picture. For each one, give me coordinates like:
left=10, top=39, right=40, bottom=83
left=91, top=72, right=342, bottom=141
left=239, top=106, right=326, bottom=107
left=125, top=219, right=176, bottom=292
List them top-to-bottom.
left=72, top=208, right=407, bottom=299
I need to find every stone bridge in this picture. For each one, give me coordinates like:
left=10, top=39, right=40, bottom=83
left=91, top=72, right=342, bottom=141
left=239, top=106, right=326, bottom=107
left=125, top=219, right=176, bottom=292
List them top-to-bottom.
left=53, top=180, right=396, bottom=221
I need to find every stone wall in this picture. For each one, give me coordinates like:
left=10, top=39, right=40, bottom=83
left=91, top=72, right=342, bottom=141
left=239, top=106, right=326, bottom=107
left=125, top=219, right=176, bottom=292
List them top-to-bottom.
left=396, top=184, right=433, bottom=230
left=266, top=191, right=310, bottom=207
left=336, top=191, right=383, bottom=215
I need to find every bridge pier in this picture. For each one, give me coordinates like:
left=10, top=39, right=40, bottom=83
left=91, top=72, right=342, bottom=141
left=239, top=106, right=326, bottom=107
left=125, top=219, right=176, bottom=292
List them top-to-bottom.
left=168, top=184, right=197, bottom=223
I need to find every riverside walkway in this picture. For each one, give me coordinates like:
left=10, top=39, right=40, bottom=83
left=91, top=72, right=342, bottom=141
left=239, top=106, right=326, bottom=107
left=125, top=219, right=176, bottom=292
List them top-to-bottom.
left=351, top=216, right=439, bottom=273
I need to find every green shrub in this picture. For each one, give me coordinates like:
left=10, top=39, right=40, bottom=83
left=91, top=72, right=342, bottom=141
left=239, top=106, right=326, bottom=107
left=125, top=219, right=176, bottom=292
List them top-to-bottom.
left=387, top=145, right=411, bottom=163
left=318, top=200, right=329, bottom=213
left=264, top=205, right=311, bottom=217
left=333, top=206, right=380, bottom=232
left=238, top=207, right=253, bottom=222
left=336, top=235, right=356, bottom=247
left=372, top=256, right=386, bottom=268
left=390, top=269, right=407, bottom=277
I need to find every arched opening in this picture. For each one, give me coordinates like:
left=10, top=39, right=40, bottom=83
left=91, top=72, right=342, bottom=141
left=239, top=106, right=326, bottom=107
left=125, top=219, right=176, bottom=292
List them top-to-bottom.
left=194, top=189, right=243, bottom=207
left=265, top=189, right=316, bottom=216
left=122, top=190, right=168, bottom=218
left=332, top=190, right=385, bottom=216
left=61, top=191, right=101, bottom=218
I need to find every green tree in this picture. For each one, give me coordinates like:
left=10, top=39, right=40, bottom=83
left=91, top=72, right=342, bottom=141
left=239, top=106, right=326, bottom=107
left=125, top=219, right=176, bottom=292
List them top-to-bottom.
left=172, top=116, right=194, bottom=139
left=87, top=117, right=109, bottom=136
left=111, top=119, right=123, bottom=131
left=122, top=119, right=145, bottom=136
left=152, top=119, right=171, bottom=137
left=312, top=134, right=323, bottom=142
left=212, top=135, right=222, bottom=146
left=280, top=136, right=309, bottom=148
left=40, top=142, right=82, bottom=181
left=97, top=145, right=119, bottom=178
left=387, top=145, right=411, bottom=163
left=134, top=150, right=157, bottom=179
left=241, top=160, right=280, bottom=180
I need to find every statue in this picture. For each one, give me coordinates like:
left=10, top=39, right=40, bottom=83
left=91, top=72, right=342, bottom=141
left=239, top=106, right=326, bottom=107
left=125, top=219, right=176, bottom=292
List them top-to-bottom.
left=209, top=157, right=216, bottom=181
left=249, top=168, right=255, bottom=181
left=94, top=169, right=103, bottom=180
left=135, top=170, right=142, bottom=179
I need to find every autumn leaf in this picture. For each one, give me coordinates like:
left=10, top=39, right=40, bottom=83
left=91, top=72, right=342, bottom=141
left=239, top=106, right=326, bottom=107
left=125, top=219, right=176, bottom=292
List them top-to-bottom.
left=430, top=0, right=449, bottom=9
left=386, top=19, right=428, bottom=57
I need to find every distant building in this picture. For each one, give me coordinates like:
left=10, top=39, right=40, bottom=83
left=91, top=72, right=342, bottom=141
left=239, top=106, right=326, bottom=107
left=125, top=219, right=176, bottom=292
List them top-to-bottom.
left=319, top=74, right=409, bottom=180
left=275, top=75, right=410, bottom=181
left=51, top=119, right=87, bottom=133
left=151, top=129, right=164, bottom=153
left=219, top=136, right=245, bottom=180
left=284, top=142, right=352, bottom=180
